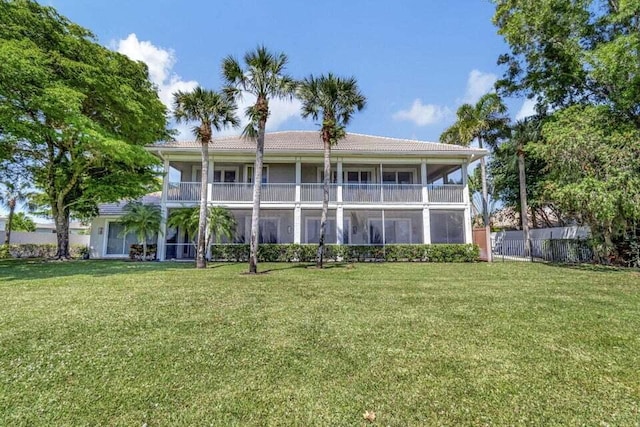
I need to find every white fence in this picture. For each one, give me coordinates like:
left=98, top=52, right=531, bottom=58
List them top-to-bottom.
left=1, top=231, right=90, bottom=246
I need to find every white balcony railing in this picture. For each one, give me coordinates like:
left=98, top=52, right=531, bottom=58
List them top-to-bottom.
left=166, top=182, right=464, bottom=204
left=428, top=184, right=464, bottom=203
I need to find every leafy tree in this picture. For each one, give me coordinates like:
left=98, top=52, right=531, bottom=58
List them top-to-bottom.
left=0, top=0, right=168, bottom=259
left=492, top=0, right=640, bottom=126
left=222, top=46, right=297, bottom=274
left=298, top=73, right=366, bottom=268
left=173, top=87, right=239, bottom=269
left=440, top=93, right=508, bottom=260
left=539, top=105, right=640, bottom=260
left=0, top=182, right=30, bottom=245
left=119, top=202, right=162, bottom=261
left=167, top=206, right=236, bottom=254
left=10, top=212, right=36, bottom=232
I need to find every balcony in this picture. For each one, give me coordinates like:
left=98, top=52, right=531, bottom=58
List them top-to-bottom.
left=165, top=182, right=464, bottom=204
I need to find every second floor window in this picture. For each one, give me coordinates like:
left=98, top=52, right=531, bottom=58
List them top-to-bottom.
left=246, top=165, right=268, bottom=183
left=213, top=168, right=237, bottom=183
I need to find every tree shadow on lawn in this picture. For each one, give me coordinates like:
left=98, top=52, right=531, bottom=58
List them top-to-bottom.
left=0, top=259, right=193, bottom=283
left=258, top=262, right=354, bottom=274
left=545, top=262, right=640, bottom=275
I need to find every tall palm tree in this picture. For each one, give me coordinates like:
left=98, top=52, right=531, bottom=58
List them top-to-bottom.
left=222, top=46, right=297, bottom=274
left=298, top=73, right=366, bottom=268
left=173, top=87, right=239, bottom=269
left=440, top=93, right=508, bottom=261
left=511, top=117, right=542, bottom=257
left=0, top=182, right=29, bottom=245
left=119, top=202, right=163, bottom=261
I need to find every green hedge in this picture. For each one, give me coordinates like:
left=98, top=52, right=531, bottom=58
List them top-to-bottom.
left=0, top=244, right=88, bottom=259
left=210, top=244, right=479, bottom=263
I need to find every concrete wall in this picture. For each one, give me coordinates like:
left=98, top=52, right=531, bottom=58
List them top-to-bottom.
left=1, top=231, right=90, bottom=246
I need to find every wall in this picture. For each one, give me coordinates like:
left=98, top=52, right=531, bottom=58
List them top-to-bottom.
left=89, top=217, right=108, bottom=258
left=492, top=226, right=591, bottom=241
left=1, top=231, right=90, bottom=246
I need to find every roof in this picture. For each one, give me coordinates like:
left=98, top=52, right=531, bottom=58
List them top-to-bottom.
left=148, top=131, right=487, bottom=158
left=98, top=193, right=161, bottom=216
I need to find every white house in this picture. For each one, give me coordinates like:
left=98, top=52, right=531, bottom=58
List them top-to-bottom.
left=89, top=131, right=487, bottom=259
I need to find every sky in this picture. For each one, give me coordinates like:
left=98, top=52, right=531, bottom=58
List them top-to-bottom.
left=44, top=0, right=535, bottom=142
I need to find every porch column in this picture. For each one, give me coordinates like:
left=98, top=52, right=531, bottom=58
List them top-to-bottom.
left=158, top=157, right=170, bottom=261
left=208, top=158, right=214, bottom=201
left=295, top=158, right=301, bottom=203
left=337, top=159, right=343, bottom=203
left=421, top=159, right=428, bottom=203
left=462, top=161, right=473, bottom=244
left=294, top=205, right=301, bottom=244
left=336, top=206, right=344, bottom=244
left=422, top=207, right=431, bottom=244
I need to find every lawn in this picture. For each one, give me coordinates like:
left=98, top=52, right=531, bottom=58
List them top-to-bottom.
left=0, top=260, right=639, bottom=426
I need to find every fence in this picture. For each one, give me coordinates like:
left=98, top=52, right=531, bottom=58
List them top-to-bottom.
left=492, top=238, right=593, bottom=263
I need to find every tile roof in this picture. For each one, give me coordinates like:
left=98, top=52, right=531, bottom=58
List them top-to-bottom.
left=149, top=131, right=487, bottom=156
left=98, top=193, right=161, bottom=216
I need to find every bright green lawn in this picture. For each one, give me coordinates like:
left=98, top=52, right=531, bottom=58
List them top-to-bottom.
left=0, top=260, right=639, bottom=426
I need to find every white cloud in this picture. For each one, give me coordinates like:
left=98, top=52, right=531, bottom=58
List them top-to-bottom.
left=115, top=33, right=198, bottom=111
left=461, top=69, right=498, bottom=104
left=515, top=98, right=537, bottom=121
left=392, top=99, right=451, bottom=126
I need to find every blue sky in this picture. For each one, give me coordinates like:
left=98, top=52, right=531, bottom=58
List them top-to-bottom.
left=45, top=0, right=534, bottom=142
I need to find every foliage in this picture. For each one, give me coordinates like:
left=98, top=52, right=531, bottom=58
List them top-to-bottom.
left=0, top=0, right=168, bottom=258
left=492, top=0, right=640, bottom=125
left=538, top=105, right=640, bottom=258
left=119, top=202, right=162, bottom=261
left=168, top=206, right=237, bottom=248
left=8, top=212, right=36, bottom=232
left=0, top=243, right=87, bottom=259
left=129, top=244, right=157, bottom=261
left=210, top=244, right=480, bottom=263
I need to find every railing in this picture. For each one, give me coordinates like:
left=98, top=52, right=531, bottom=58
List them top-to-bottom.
left=166, top=182, right=465, bottom=204
left=167, top=182, right=201, bottom=202
left=300, top=184, right=337, bottom=202
left=428, top=184, right=464, bottom=203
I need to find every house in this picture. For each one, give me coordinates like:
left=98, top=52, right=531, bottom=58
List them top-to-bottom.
left=89, top=131, right=487, bottom=259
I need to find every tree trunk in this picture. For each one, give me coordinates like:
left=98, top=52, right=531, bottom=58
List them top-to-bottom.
left=249, top=118, right=266, bottom=274
left=317, top=137, right=331, bottom=268
left=478, top=137, right=492, bottom=262
left=196, top=139, right=209, bottom=269
left=517, top=146, right=531, bottom=257
left=4, top=199, right=15, bottom=245
left=53, top=202, right=70, bottom=259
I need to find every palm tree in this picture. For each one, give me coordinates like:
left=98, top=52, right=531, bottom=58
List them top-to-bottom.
left=222, top=46, right=297, bottom=274
left=298, top=73, right=366, bottom=268
left=173, top=87, right=239, bottom=269
left=440, top=93, right=508, bottom=261
left=511, top=117, right=542, bottom=257
left=0, top=182, right=29, bottom=245
left=119, top=202, right=163, bottom=261
left=167, top=206, right=236, bottom=253
left=10, top=212, right=36, bottom=232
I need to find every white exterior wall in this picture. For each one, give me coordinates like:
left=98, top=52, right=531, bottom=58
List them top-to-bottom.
left=1, top=231, right=90, bottom=246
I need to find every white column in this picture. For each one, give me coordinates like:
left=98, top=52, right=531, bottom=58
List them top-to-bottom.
left=158, top=157, right=170, bottom=261
left=208, top=158, right=215, bottom=202
left=295, top=158, right=301, bottom=203
left=337, top=159, right=343, bottom=203
left=421, top=159, right=428, bottom=203
left=421, top=159, right=430, bottom=244
left=462, top=161, right=473, bottom=244
left=464, top=205, right=473, bottom=244
left=294, top=206, right=301, bottom=244
left=336, top=206, right=344, bottom=244
left=422, top=208, right=431, bottom=244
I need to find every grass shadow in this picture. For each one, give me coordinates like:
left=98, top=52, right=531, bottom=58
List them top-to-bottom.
left=545, top=262, right=640, bottom=274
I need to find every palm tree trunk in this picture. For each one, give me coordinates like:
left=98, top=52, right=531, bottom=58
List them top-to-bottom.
left=249, top=118, right=266, bottom=274
left=478, top=137, right=492, bottom=262
left=317, top=138, right=331, bottom=268
left=196, top=140, right=209, bottom=269
left=517, top=146, right=531, bottom=257
left=4, top=199, right=15, bottom=245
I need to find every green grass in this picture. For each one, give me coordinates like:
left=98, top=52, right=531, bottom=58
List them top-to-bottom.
left=1, top=260, right=639, bottom=426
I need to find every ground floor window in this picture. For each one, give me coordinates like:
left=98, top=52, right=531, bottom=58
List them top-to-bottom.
left=430, top=210, right=465, bottom=243
left=258, top=218, right=279, bottom=243
left=305, top=218, right=350, bottom=244
left=368, top=218, right=412, bottom=244
left=105, top=222, right=139, bottom=255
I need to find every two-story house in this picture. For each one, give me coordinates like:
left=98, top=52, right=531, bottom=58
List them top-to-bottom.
left=89, top=131, right=487, bottom=260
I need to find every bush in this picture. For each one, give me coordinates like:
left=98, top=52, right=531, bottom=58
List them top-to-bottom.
left=1, top=244, right=87, bottom=259
left=128, top=244, right=158, bottom=261
left=210, top=244, right=480, bottom=263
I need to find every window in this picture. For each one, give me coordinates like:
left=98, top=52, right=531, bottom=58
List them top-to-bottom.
left=246, top=165, right=268, bottom=183
left=191, top=166, right=202, bottom=182
left=213, top=168, right=237, bottom=183
left=317, top=169, right=338, bottom=184
left=345, top=170, right=372, bottom=184
left=382, top=170, right=414, bottom=184
left=430, top=210, right=465, bottom=244
left=259, top=218, right=279, bottom=243
left=305, top=218, right=350, bottom=244
left=368, top=219, right=412, bottom=244
left=105, top=222, right=139, bottom=255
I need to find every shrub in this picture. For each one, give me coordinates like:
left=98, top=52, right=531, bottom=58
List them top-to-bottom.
left=1, top=244, right=87, bottom=259
left=129, top=244, right=157, bottom=261
left=210, top=244, right=480, bottom=263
